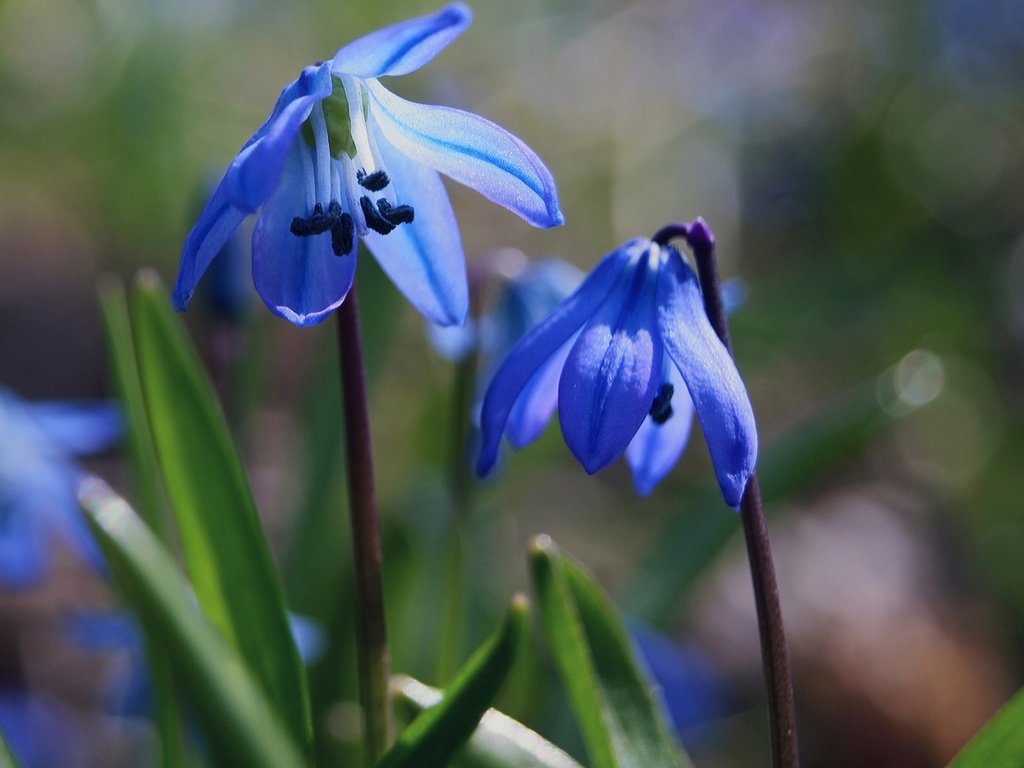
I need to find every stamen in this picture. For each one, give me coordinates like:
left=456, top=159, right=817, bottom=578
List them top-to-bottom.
left=308, top=102, right=332, bottom=204
left=357, top=169, right=390, bottom=192
left=360, top=196, right=396, bottom=235
left=377, top=199, right=415, bottom=226
left=331, top=213, right=354, bottom=256
left=649, top=383, right=674, bottom=425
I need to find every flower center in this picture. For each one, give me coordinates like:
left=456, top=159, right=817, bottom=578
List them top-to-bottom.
left=291, top=78, right=414, bottom=256
left=649, top=382, right=674, bottom=424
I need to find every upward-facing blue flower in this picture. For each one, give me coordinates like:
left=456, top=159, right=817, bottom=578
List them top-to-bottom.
left=174, top=3, right=563, bottom=328
left=476, top=233, right=757, bottom=508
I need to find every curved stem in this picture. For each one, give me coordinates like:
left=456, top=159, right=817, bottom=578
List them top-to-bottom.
left=659, top=219, right=799, bottom=768
left=336, top=290, right=392, bottom=765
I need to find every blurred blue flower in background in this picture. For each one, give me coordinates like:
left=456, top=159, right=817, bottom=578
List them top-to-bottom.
left=174, top=2, right=563, bottom=328
left=476, top=237, right=756, bottom=507
left=0, top=389, right=120, bottom=586
left=69, top=611, right=326, bottom=721
left=630, top=622, right=725, bottom=738
left=0, top=689, right=84, bottom=768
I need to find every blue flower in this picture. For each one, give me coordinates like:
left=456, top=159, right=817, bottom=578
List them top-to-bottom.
left=174, top=3, right=563, bottom=328
left=476, top=235, right=757, bottom=507
left=0, top=388, right=121, bottom=586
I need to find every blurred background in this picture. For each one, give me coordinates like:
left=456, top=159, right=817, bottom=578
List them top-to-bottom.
left=1, top=0, right=1023, bottom=765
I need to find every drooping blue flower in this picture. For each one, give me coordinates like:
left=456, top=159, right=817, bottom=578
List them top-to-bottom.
left=174, top=3, right=563, bottom=328
left=476, top=234, right=757, bottom=508
left=0, top=388, right=120, bottom=586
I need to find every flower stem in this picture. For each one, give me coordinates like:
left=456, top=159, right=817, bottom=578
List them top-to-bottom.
left=653, top=219, right=799, bottom=768
left=336, top=289, right=392, bottom=765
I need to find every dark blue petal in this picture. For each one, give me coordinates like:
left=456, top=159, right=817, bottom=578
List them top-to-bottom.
left=331, top=3, right=471, bottom=78
left=224, top=63, right=333, bottom=211
left=174, top=64, right=333, bottom=312
left=367, top=80, right=563, bottom=228
left=362, top=123, right=468, bottom=325
left=251, top=146, right=357, bottom=327
left=172, top=182, right=248, bottom=311
left=476, top=243, right=640, bottom=476
left=656, top=248, right=757, bottom=508
left=559, top=251, right=662, bottom=474
left=505, top=336, right=573, bottom=449
left=625, top=363, right=694, bottom=496
left=26, top=402, right=121, bottom=457
left=0, top=505, right=48, bottom=588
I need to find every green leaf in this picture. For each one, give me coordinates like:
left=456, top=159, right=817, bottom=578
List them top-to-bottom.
left=129, top=271, right=311, bottom=754
left=97, top=276, right=167, bottom=536
left=98, top=276, right=187, bottom=768
left=622, top=369, right=926, bottom=624
left=79, top=478, right=305, bottom=768
left=531, top=537, right=693, bottom=768
left=377, top=595, right=530, bottom=768
left=393, top=675, right=583, bottom=768
left=949, top=687, right=1024, bottom=768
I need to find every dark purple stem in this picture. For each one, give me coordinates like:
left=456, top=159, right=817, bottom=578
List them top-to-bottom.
left=653, top=219, right=799, bottom=768
left=336, top=289, right=392, bottom=764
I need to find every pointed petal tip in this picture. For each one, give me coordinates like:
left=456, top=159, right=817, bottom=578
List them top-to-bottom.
left=442, top=1, right=472, bottom=24
left=271, top=303, right=339, bottom=328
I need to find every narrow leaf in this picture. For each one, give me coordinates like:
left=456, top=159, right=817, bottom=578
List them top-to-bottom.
left=129, top=270, right=311, bottom=753
left=79, top=478, right=305, bottom=768
left=531, top=537, right=692, bottom=768
left=377, top=595, right=529, bottom=768
left=394, top=675, right=583, bottom=768
left=949, top=687, right=1024, bottom=768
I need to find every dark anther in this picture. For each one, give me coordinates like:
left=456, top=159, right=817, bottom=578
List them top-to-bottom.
left=357, top=169, right=390, bottom=192
left=360, top=196, right=396, bottom=235
left=377, top=199, right=415, bottom=226
left=291, top=202, right=336, bottom=237
left=331, top=213, right=354, bottom=256
left=649, top=383, right=674, bottom=425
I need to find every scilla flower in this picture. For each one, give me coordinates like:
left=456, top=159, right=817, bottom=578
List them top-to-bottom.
left=174, top=3, right=562, bottom=327
left=476, top=232, right=756, bottom=507
left=0, top=389, right=120, bottom=585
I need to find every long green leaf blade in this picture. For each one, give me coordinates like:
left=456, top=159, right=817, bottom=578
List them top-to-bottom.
left=129, top=271, right=310, bottom=753
left=79, top=478, right=304, bottom=768
left=531, top=537, right=692, bottom=768
left=377, top=596, right=529, bottom=768
left=393, top=675, right=583, bottom=768
left=949, top=688, right=1024, bottom=768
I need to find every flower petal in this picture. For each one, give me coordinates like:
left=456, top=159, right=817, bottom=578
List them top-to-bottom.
left=331, top=3, right=471, bottom=78
left=224, top=63, right=333, bottom=211
left=173, top=64, right=333, bottom=312
left=367, top=80, right=563, bottom=228
left=362, top=123, right=467, bottom=325
left=251, top=147, right=357, bottom=327
left=172, top=182, right=248, bottom=311
left=476, top=244, right=641, bottom=476
left=656, top=247, right=757, bottom=508
left=559, top=254, right=663, bottom=474
left=506, top=335, right=575, bottom=449
left=625, top=363, right=695, bottom=496
left=26, top=402, right=122, bottom=456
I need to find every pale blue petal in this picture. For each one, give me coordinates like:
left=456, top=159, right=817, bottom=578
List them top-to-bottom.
left=331, top=3, right=471, bottom=78
left=174, top=63, right=332, bottom=312
left=367, top=80, right=563, bottom=228
left=362, top=123, right=467, bottom=325
left=251, top=146, right=357, bottom=327
left=476, top=244, right=642, bottom=476
left=656, top=247, right=757, bottom=508
left=559, top=256, right=662, bottom=474
left=506, top=335, right=574, bottom=449
left=625, top=363, right=694, bottom=496
left=26, top=402, right=121, bottom=456
left=0, top=507, right=47, bottom=587
left=288, top=615, right=326, bottom=666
